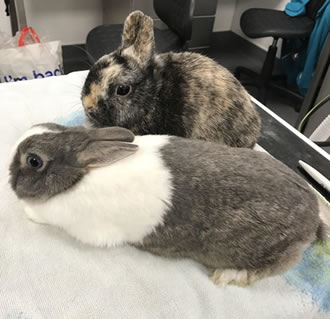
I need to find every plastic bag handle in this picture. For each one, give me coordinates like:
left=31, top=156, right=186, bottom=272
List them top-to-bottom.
left=18, top=27, right=41, bottom=47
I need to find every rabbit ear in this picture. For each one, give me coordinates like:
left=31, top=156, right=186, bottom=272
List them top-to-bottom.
left=121, top=10, right=155, bottom=65
left=78, top=127, right=137, bottom=167
left=89, top=127, right=135, bottom=143
left=77, top=141, right=138, bottom=168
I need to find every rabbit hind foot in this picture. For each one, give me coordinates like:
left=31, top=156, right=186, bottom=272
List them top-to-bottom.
left=209, top=268, right=273, bottom=287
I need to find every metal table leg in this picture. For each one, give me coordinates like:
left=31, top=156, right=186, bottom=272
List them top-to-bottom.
left=8, top=0, right=27, bottom=36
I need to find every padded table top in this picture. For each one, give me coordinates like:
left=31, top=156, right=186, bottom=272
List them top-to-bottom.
left=0, top=72, right=329, bottom=319
left=253, top=97, right=330, bottom=201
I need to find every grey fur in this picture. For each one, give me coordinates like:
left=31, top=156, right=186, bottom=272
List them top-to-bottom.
left=81, top=11, right=260, bottom=148
left=9, top=125, right=137, bottom=200
left=9, top=126, right=325, bottom=285
left=135, top=137, right=325, bottom=282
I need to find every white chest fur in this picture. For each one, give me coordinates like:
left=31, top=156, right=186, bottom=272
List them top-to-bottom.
left=22, top=135, right=173, bottom=247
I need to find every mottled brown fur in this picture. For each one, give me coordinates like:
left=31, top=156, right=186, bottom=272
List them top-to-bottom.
left=81, top=11, right=261, bottom=148
left=121, top=11, right=154, bottom=65
left=164, top=52, right=260, bottom=146
left=83, top=83, right=103, bottom=109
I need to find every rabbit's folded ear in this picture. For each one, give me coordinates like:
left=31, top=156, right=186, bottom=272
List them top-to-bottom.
left=121, top=10, right=155, bottom=65
left=89, top=127, right=135, bottom=142
left=77, top=141, right=138, bottom=168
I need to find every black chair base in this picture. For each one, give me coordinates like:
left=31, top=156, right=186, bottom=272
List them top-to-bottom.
left=235, top=38, right=304, bottom=112
left=235, top=66, right=303, bottom=112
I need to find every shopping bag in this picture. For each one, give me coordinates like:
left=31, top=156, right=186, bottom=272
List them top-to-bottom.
left=0, top=27, right=63, bottom=83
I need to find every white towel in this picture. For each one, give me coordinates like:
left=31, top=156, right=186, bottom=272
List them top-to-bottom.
left=1, top=72, right=329, bottom=319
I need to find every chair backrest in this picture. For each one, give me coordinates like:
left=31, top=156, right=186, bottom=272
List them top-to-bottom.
left=153, top=0, right=195, bottom=42
left=306, top=0, right=326, bottom=19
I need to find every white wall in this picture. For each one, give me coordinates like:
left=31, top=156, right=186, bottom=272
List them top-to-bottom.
left=2, top=0, right=288, bottom=49
left=24, top=0, right=103, bottom=45
left=213, top=0, right=237, bottom=32
left=231, top=0, right=287, bottom=51
left=0, top=1, right=11, bottom=34
left=0, top=1, right=103, bottom=44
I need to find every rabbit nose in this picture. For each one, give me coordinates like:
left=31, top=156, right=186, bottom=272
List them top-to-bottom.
left=86, top=111, right=100, bottom=123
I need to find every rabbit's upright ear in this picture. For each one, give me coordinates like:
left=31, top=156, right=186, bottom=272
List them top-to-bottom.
left=121, top=10, right=155, bottom=65
left=77, top=141, right=138, bottom=168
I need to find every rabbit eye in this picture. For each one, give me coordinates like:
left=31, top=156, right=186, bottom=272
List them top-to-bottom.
left=116, top=85, right=131, bottom=96
left=26, top=154, right=43, bottom=169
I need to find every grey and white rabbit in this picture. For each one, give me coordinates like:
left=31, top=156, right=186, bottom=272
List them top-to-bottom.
left=81, top=11, right=260, bottom=148
left=9, top=124, right=326, bottom=287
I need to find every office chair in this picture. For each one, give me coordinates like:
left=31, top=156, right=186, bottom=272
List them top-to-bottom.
left=86, top=0, right=195, bottom=63
left=234, top=0, right=325, bottom=107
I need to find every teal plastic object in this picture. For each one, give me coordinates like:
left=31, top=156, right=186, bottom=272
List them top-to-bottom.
left=285, top=0, right=311, bottom=16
